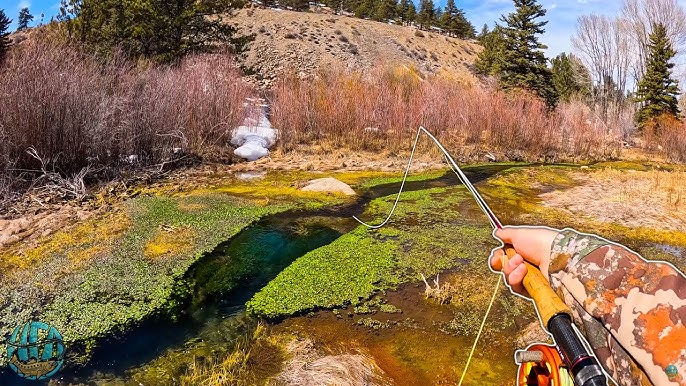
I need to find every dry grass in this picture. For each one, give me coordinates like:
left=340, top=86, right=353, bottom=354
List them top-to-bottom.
left=270, top=67, right=622, bottom=161
left=541, top=168, right=686, bottom=231
left=180, top=324, right=284, bottom=386
left=271, top=338, right=391, bottom=386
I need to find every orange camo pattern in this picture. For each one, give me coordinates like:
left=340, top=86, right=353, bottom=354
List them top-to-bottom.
left=548, top=229, right=686, bottom=386
left=637, top=306, right=686, bottom=372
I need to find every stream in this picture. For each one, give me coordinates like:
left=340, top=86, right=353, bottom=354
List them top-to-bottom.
left=0, top=165, right=515, bottom=385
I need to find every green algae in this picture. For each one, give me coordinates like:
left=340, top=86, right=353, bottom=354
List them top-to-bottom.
left=247, top=183, right=499, bottom=319
left=0, top=186, right=334, bottom=367
left=35, top=194, right=292, bottom=363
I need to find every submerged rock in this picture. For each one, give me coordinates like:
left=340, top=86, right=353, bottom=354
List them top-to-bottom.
left=300, top=178, right=356, bottom=196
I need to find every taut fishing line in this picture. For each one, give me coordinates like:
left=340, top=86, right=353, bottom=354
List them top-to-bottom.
left=353, top=126, right=501, bottom=386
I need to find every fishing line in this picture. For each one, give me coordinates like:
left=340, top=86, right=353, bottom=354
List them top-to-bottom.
left=353, top=126, right=503, bottom=385
left=353, top=126, right=501, bottom=229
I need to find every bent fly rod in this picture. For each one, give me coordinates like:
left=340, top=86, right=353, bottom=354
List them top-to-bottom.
left=355, top=126, right=607, bottom=386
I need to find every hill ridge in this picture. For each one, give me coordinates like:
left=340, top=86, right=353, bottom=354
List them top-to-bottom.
left=230, top=7, right=481, bottom=86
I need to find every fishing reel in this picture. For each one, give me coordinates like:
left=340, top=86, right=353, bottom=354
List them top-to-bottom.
left=516, top=344, right=574, bottom=386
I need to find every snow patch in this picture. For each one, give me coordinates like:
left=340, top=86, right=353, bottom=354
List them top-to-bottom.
left=231, top=100, right=277, bottom=161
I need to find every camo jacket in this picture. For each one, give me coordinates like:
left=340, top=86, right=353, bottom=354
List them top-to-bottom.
left=548, top=229, right=686, bottom=386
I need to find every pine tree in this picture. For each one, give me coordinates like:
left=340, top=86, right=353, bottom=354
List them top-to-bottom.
left=59, top=0, right=245, bottom=62
left=283, top=0, right=310, bottom=11
left=354, top=0, right=374, bottom=18
left=372, top=0, right=396, bottom=22
left=396, top=0, right=412, bottom=24
left=404, top=0, right=416, bottom=24
left=417, top=0, right=435, bottom=30
left=439, top=0, right=455, bottom=34
left=499, top=0, right=557, bottom=106
left=434, top=6, right=443, bottom=26
left=17, top=7, right=33, bottom=31
left=452, top=8, right=475, bottom=38
left=0, top=9, right=10, bottom=64
left=477, top=23, right=489, bottom=41
left=634, top=23, right=681, bottom=129
left=475, top=25, right=506, bottom=76
left=551, top=52, right=591, bottom=102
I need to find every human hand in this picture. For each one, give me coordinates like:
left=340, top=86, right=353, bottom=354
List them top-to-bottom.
left=489, top=226, right=560, bottom=297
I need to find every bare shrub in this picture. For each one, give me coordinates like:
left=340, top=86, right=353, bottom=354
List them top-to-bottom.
left=0, top=37, right=251, bottom=197
left=270, top=66, right=622, bottom=161
left=646, top=114, right=686, bottom=162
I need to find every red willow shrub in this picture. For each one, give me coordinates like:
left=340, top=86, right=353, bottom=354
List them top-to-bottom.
left=0, top=38, right=251, bottom=183
left=270, top=67, right=622, bottom=160
left=642, top=114, right=686, bottom=162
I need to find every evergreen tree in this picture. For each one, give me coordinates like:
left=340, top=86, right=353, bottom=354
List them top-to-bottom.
left=59, top=0, right=246, bottom=62
left=282, top=0, right=310, bottom=11
left=353, top=0, right=375, bottom=18
left=372, top=0, right=396, bottom=22
left=396, top=0, right=413, bottom=24
left=404, top=0, right=416, bottom=24
left=417, top=0, right=435, bottom=30
left=438, top=0, right=476, bottom=38
left=439, top=0, right=454, bottom=33
left=499, top=0, right=557, bottom=106
left=434, top=6, right=443, bottom=26
left=17, top=7, right=33, bottom=31
left=0, top=9, right=10, bottom=64
left=477, top=23, right=489, bottom=41
left=634, top=23, right=681, bottom=128
left=474, top=25, right=505, bottom=76
left=551, top=52, right=591, bottom=102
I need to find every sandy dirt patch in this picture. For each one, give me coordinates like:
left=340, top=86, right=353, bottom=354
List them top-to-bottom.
left=540, top=169, right=686, bottom=231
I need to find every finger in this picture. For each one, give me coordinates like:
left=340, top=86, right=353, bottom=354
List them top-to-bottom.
left=490, top=248, right=505, bottom=271
left=503, top=253, right=523, bottom=277
left=507, top=263, right=528, bottom=296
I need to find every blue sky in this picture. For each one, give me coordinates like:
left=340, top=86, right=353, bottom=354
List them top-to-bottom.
left=0, top=0, right=628, bottom=57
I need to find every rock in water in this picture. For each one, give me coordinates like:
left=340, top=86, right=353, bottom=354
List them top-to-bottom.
left=301, top=178, right=356, bottom=196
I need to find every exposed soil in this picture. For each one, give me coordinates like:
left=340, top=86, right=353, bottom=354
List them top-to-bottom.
left=230, top=7, right=481, bottom=87
left=540, top=168, right=686, bottom=231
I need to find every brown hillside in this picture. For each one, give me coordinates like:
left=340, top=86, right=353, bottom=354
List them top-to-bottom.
left=229, top=7, right=481, bottom=86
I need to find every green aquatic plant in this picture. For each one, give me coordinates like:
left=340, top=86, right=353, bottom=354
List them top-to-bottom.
left=247, top=183, right=499, bottom=319
left=0, top=193, right=299, bottom=367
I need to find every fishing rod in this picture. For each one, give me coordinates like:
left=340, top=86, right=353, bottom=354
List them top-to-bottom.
left=355, top=126, right=607, bottom=386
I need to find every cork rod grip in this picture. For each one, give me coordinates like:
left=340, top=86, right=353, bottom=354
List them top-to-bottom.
left=503, top=245, right=572, bottom=328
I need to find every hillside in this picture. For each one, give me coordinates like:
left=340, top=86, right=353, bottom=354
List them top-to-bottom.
left=229, top=7, right=481, bottom=86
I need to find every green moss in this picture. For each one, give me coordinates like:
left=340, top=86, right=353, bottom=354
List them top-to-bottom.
left=349, top=169, right=447, bottom=190
left=247, top=183, right=498, bottom=319
left=0, top=192, right=301, bottom=367
left=246, top=226, right=399, bottom=318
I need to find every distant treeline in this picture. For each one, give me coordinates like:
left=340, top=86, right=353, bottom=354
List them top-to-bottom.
left=259, top=0, right=476, bottom=39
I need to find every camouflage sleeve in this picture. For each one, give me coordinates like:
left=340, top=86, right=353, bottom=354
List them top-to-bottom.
left=547, top=229, right=686, bottom=386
